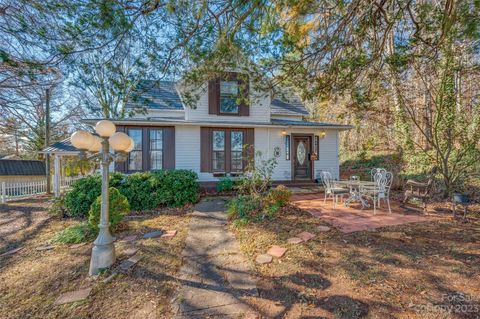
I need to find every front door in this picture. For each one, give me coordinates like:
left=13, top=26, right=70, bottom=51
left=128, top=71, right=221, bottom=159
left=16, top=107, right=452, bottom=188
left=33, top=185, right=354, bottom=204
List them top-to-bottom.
left=293, top=136, right=312, bottom=180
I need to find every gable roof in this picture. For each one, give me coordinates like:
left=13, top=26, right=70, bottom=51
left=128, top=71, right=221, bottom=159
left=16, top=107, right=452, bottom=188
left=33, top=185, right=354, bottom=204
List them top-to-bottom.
left=127, top=79, right=309, bottom=116
left=127, top=80, right=183, bottom=110
left=0, top=159, right=46, bottom=176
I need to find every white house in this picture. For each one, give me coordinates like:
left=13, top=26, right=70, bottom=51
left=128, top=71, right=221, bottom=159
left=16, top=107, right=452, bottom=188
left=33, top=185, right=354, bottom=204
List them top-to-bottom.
left=81, top=74, right=351, bottom=185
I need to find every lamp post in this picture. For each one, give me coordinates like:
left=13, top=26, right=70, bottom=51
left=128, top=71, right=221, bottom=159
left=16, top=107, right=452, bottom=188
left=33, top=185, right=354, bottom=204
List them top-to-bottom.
left=70, top=120, right=134, bottom=276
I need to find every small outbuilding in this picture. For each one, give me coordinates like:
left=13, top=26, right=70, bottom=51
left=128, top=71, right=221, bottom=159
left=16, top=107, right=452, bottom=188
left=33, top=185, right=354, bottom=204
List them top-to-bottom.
left=0, top=159, right=46, bottom=182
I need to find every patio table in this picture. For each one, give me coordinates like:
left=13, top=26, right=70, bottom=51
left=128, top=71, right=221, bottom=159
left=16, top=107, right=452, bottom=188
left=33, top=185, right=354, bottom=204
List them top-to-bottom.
left=335, top=180, right=377, bottom=209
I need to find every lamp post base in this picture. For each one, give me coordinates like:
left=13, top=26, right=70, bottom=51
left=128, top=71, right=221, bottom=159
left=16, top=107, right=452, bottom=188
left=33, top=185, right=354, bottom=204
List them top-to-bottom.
left=88, top=242, right=116, bottom=276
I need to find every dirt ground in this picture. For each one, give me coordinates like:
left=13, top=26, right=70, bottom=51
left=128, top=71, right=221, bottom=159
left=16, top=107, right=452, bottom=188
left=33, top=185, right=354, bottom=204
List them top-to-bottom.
left=1, top=195, right=479, bottom=318
left=0, top=197, right=191, bottom=319
left=231, top=201, right=480, bottom=318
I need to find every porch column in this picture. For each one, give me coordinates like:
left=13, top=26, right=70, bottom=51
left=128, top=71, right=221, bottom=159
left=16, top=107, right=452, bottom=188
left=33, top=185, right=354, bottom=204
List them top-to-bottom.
left=53, top=154, right=61, bottom=197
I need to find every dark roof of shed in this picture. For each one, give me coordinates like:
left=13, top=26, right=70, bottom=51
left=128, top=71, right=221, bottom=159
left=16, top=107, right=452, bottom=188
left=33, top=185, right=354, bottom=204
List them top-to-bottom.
left=127, top=80, right=183, bottom=110
left=270, top=98, right=308, bottom=116
left=41, top=138, right=79, bottom=153
left=0, top=160, right=46, bottom=176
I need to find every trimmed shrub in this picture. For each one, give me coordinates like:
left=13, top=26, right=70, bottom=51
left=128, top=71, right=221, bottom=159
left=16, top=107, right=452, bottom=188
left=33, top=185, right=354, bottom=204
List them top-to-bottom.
left=64, top=170, right=199, bottom=215
left=151, top=170, right=200, bottom=207
left=118, top=172, right=157, bottom=211
left=63, top=173, right=127, bottom=218
left=64, top=175, right=102, bottom=217
left=216, top=177, right=235, bottom=192
left=88, top=187, right=130, bottom=233
left=52, top=222, right=94, bottom=244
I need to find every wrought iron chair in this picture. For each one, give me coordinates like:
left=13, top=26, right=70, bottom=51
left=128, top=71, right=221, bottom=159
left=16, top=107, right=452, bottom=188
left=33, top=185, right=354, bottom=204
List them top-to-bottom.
left=370, top=168, right=387, bottom=181
left=321, top=171, right=350, bottom=209
left=363, top=171, right=393, bottom=214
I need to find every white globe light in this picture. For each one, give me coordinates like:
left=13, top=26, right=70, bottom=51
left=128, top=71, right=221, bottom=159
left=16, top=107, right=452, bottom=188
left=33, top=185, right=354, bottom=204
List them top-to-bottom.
left=95, top=120, right=116, bottom=138
left=71, top=130, right=94, bottom=151
left=109, top=132, right=131, bottom=152
left=88, top=136, right=102, bottom=153
left=125, top=137, right=135, bottom=153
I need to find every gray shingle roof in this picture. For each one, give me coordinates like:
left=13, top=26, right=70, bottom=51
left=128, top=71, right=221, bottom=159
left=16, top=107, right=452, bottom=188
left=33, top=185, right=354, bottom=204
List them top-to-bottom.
left=127, top=80, right=183, bottom=110
left=270, top=98, right=309, bottom=116
left=271, top=119, right=352, bottom=129
left=41, top=138, right=79, bottom=154
left=0, top=160, right=46, bottom=176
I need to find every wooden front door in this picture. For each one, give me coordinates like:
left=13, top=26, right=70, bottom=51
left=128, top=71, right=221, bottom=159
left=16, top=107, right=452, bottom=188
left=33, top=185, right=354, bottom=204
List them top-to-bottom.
left=293, top=136, right=312, bottom=180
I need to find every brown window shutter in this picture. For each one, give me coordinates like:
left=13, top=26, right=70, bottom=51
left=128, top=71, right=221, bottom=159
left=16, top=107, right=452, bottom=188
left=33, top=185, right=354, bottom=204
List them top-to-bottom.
left=238, top=75, right=249, bottom=116
left=208, top=80, right=220, bottom=114
left=115, top=126, right=126, bottom=173
left=163, top=127, right=175, bottom=169
left=200, top=127, right=212, bottom=172
left=243, top=128, right=255, bottom=166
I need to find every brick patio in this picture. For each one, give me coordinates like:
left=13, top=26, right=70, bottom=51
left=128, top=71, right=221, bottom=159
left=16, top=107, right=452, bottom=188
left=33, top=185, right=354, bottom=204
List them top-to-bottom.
left=291, top=193, right=442, bottom=233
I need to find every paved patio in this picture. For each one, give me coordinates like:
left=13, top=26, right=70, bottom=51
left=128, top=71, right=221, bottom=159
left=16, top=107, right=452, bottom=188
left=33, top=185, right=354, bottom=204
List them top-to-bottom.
left=291, top=193, right=442, bottom=233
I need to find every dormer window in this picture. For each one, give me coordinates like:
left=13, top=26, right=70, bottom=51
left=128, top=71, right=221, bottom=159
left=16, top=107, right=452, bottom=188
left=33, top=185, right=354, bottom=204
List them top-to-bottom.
left=208, top=72, right=249, bottom=116
left=220, top=81, right=240, bottom=114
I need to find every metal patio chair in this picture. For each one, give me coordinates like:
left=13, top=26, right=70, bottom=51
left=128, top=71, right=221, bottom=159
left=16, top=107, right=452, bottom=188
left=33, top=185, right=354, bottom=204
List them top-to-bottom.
left=321, top=171, right=350, bottom=209
left=363, top=171, right=393, bottom=214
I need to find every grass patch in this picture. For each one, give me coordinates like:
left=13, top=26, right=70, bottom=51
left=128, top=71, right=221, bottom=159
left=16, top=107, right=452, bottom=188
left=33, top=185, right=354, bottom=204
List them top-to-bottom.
left=51, top=222, right=94, bottom=244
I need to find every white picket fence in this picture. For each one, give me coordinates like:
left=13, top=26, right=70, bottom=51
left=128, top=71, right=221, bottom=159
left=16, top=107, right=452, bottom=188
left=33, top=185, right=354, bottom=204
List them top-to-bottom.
left=1, top=175, right=84, bottom=203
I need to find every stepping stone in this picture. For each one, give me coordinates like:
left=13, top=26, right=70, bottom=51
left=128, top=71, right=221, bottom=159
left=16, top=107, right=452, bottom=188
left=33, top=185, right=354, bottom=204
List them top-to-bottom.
left=316, top=225, right=331, bottom=232
left=142, top=230, right=162, bottom=239
left=161, top=230, right=177, bottom=239
left=297, top=231, right=315, bottom=242
left=120, top=235, right=138, bottom=242
left=287, top=237, right=303, bottom=244
left=69, top=243, right=87, bottom=249
left=36, top=245, right=54, bottom=251
left=267, top=246, right=287, bottom=258
left=0, top=247, right=23, bottom=257
left=122, top=247, right=138, bottom=256
left=118, top=254, right=142, bottom=272
left=256, top=254, right=273, bottom=264
left=102, top=273, right=117, bottom=284
left=54, top=288, right=92, bottom=305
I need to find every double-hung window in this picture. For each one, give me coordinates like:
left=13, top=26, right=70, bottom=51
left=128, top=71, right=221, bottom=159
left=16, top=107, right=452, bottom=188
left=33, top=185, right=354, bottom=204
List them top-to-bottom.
left=219, top=81, right=239, bottom=114
left=127, top=128, right=143, bottom=171
left=149, top=129, right=163, bottom=170
left=211, top=129, right=245, bottom=173
left=212, top=130, right=226, bottom=172
left=230, top=131, right=244, bottom=172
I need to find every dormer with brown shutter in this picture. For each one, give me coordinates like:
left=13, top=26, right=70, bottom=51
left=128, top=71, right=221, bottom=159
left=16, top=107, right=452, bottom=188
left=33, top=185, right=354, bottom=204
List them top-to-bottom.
left=208, top=72, right=249, bottom=116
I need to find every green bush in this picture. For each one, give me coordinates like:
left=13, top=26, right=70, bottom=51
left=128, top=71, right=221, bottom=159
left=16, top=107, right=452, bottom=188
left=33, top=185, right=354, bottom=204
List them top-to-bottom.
left=151, top=169, right=200, bottom=207
left=64, top=170, right=198, bottom=215
left=118, top=172, right=157, bottom=211
left=63, top=173, right=127, bottom=218
left=64, top=175, right=102, bottom=217
left=216, top=177, right=234, bottom=192
left=266, top=185, right=292, bottom=207
left=88, top=187, right=130, bottom=233
left=226, top=195, right=262, bottom=224
left=52, top=222, right=94, bottom=244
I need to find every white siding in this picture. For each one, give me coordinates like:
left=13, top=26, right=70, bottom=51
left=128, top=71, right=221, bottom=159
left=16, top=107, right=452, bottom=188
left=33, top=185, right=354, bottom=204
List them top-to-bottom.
left=184, top=82, right=271, bottom=123
left=175, top=125, right=340, bottom=182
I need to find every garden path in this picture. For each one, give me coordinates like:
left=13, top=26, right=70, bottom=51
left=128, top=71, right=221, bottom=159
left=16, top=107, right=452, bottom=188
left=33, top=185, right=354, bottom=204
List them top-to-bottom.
left=173, top=198, right=259, bottom=318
